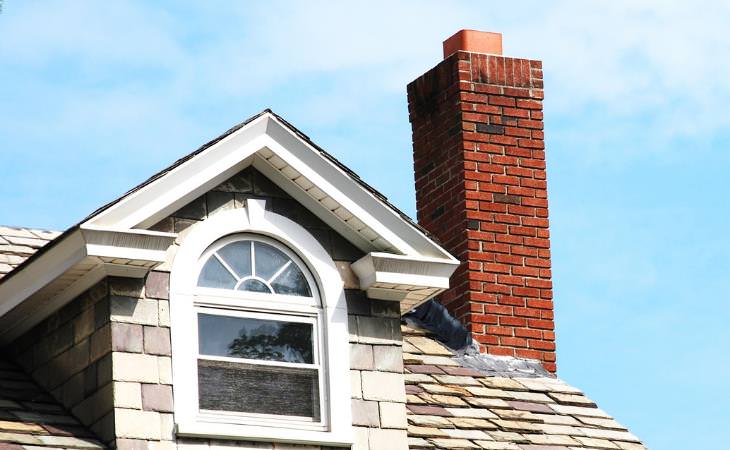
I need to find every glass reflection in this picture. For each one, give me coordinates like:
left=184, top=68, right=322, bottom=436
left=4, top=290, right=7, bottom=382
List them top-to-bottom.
left=197, top=239, right=312, bottom=297
left=198, top=257, right=236, bottom=289
left=198, top=314, right=313, bottom=364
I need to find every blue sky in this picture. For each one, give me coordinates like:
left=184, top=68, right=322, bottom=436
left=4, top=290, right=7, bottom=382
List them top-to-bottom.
left=2, top=1, right=729, bottom=448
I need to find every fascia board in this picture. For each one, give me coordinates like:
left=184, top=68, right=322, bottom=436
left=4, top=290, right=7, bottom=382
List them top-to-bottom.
left=85, top=112, right=457, bottom=263
left=87, top=115, right=269, bottom=229
left=265, top=116, right=458, bottom=260
left=261, top=124, right=417, bottom=256
left=80, top=226, right=176, bottom=262
left=0, top=227, right=177, bottom=323
left=0, top=229, right=86, bottom=318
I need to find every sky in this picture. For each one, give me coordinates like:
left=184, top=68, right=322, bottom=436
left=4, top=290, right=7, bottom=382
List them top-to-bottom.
left=1, top=1, right=729, bottom=448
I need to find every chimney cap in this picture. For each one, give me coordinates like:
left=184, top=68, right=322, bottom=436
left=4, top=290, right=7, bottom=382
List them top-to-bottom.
left=443, top=30, right=503, bottom=58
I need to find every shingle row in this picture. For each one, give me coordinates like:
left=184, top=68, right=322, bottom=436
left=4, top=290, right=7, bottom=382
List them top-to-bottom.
left=0, top=226, right=60, bottom=279
left=403, top=326, right=646, bottom=450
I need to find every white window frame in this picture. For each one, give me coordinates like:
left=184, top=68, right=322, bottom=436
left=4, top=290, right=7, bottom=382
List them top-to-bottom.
left=170, top=200, right=352, bottom=446
left=195, top=307, right=325, bottom=429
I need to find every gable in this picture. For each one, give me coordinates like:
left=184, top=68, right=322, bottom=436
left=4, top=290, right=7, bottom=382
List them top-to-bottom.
left=85, top=110, right=450, bottom=259
left=149, top=166, right=364, bottom=263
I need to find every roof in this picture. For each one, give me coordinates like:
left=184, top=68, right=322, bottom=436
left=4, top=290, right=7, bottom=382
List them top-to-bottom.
left=0, top=227, right=60, bottom=280
left=402, top=325, right=646, bottom=450
left=0, top=358, right=103, bottom=449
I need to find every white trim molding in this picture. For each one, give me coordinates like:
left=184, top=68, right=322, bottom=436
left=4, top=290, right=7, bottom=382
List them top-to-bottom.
left=84, top=112, right=457, bottom=261
left=169, top=203, right=352, bottom=447
left=0, top=226, right=176, bottom=345
left=351, top=252, right=460, bottom=313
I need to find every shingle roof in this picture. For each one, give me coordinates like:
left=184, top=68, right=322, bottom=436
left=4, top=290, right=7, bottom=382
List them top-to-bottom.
left=0, top=226, right=61, bottom=280
left=402, top=325, right=646, bottom=450
left=0, top=358, right=103, bottom=449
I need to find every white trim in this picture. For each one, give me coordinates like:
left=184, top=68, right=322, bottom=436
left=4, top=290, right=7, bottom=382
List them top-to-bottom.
left=83, top=112, right=456, bottom=261
left=245, top=198, right=267, bottom=226
left=169, top=207, right=351, bottom=446
left=0, top=228, right=176, bottom=344
left=197, top=232, right=316, bottom=299
left=351, top=252, right=459, bottom=312
left=195, top=306, right=325, bottom=429
left=175, top=421, right=353, bottom=447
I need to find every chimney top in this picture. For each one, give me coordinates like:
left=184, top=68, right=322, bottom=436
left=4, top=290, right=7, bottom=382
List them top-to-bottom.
left=442, top=29, right=503, bottom=59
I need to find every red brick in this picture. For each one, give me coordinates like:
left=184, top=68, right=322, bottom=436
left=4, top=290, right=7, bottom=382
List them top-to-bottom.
left=409, top=49, right=555, bottom=372
left=499, top=316, right=527, bottom=327
left=527, top=319, right=554, bottom=330
left=487, top=325, right=514, bottom=336
left=515, top=328, right=542, bottom=339
left=472, top=333, right=499, bottom=345
left=500, top=336, right=528, bottom=348
left=529, top=340, right=556, bottom=351
left=489, top=346, right=516, bottom=357
left=516, top=349, right=542, bottom=360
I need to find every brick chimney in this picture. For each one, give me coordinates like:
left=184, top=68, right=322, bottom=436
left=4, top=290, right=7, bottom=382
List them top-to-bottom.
left=407, top=30, right=555, bottom=372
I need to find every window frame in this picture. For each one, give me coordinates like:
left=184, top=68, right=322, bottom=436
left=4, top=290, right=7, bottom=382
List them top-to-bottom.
left=169, top=202, right=352, bottom=446
left=197, top=234, right=316, bottom=298
left=194, top=306, right=326, bottom=430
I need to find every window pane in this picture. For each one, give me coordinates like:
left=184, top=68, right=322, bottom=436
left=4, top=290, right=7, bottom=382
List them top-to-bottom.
left=217, top=241, right=252, bottom=278
left=254, top=241, right=289, bottom=280
left=198, top=257, right=236, bottom=289
left=272, top=264, right=311, bottom=297
left=237, top=278, right=271, bottom=293
left=198, top=314, right=313, bottom=364
left=198, top=359, right=320, bottom=420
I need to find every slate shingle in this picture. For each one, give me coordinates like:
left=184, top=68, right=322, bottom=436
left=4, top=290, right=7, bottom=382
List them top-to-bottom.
left=0, top=226, right=60, bottom=280
left=402, top=325, right=647, bottom=450
left=0, top=360, right=103, bottom=449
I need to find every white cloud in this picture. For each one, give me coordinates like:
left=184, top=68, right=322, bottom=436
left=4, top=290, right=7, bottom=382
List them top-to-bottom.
left=5, top=0, right=728, bottom=157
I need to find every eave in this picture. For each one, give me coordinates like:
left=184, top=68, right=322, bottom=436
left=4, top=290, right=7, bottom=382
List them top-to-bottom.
left=0, top=226, right=175, bottom=345
left=351, top=252, right=459, bottom=313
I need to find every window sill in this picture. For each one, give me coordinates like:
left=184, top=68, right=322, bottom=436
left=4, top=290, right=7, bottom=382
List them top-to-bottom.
left=176, top=421, right=353, bottom=448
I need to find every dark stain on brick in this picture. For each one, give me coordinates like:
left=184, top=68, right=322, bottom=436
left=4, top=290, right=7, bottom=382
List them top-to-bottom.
left=501, top=116, right=518, bottom=126
left=476, top=123, right=505, bottom=135
left=418, top=162, right=435, bottom=178
left=493, top=193, right=521, bottom=205
left=431, top=206, right=445, bottom=220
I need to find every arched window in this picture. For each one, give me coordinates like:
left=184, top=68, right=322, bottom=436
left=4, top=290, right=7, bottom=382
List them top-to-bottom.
left=169, top=202, right=352, bottom=445
left=194, top=235, right=324, bottom=424
left=198, top=236, right=313, bottom=297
